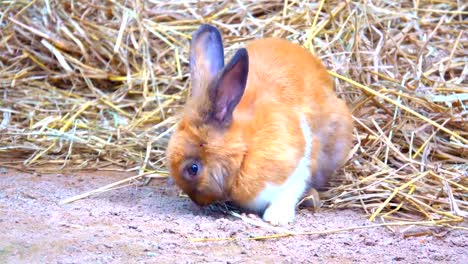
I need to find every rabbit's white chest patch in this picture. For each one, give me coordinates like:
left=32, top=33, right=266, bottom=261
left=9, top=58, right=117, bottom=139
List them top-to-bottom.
left=246, top=114, right=313, bottom=224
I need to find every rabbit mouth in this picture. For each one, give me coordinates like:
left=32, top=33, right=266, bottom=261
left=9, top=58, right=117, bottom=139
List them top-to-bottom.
left=188, top=171, right=228, bottom=206
left=188, top=190, right=221, bottom=206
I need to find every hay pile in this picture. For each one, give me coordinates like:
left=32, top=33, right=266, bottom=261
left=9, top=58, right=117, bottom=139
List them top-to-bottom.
left=1, top=1, right=466, bottom=230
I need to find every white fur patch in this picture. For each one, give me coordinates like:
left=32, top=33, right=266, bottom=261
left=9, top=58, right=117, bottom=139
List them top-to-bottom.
left=247, top=114, right=313, bottom=225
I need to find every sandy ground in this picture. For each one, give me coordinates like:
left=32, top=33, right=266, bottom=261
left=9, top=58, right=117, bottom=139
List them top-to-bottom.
left=0, top=169, right=466, bottom=263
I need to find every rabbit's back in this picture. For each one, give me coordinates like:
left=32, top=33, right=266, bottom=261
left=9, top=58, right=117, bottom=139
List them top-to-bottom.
left=236, top=38, right=334, bottom=114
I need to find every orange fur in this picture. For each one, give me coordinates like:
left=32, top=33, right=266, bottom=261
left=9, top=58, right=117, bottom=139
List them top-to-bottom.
left=166, top=37, right=353, bottom=210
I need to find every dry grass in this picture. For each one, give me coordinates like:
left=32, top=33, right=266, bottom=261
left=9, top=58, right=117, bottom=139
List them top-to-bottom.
left=0, top=0, right=467, bottom=235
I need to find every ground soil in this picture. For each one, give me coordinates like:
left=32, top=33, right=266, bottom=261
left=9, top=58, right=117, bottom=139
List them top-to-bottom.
left=0, top=169, right=466, bottom=263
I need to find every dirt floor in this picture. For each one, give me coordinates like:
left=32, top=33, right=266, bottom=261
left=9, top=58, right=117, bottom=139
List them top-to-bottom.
left=0, top=168, right=466, bottom=263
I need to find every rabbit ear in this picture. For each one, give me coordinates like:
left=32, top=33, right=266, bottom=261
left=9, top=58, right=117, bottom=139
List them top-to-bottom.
left=189, top=24, right=224, bottom=97
left=208, top=48, right=249, bottom=127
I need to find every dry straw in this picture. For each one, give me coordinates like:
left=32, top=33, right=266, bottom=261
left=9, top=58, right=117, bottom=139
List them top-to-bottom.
left=0, top=0, right=466, bottom=238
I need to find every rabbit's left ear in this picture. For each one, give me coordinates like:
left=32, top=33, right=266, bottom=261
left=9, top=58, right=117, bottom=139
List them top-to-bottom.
left=189, top=24, right=225, bottom=97
left=208, top=48, right=249, bottom=128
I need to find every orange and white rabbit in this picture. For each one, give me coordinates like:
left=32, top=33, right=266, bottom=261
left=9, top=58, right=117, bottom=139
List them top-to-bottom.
left=166, top=24, right=353, bottom=225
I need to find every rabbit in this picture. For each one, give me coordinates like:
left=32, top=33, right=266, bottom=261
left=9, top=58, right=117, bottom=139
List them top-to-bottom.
left=166, top=24, right=353, bottom=226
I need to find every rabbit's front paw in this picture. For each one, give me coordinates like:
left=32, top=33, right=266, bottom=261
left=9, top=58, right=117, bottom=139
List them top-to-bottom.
left=262, top=201, right=296, bottom=226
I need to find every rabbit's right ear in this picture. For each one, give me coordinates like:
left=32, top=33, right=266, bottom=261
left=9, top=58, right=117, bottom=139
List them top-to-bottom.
left=189, top=24, right=225, bottom=97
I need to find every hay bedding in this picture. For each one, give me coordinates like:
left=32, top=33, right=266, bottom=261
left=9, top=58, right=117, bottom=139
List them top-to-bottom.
left=0, top=0, right=466, bottom=233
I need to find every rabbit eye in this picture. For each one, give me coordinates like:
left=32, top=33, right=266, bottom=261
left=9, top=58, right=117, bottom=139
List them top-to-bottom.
left=183, top=160, right=202, bottom=180
left=189, top=163, right=199, bottom=176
